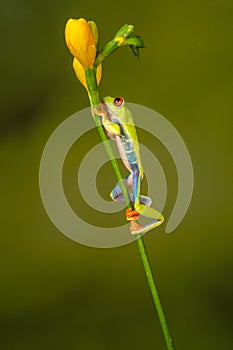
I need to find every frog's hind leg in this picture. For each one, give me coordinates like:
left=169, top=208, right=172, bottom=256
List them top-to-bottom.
left=130, top=167, right=164, bottom=235
left=110, top=170, right=164, bottom=235
left=109, top=174, right=131, bottom=203
left=110, top=174, right=152, bottom=206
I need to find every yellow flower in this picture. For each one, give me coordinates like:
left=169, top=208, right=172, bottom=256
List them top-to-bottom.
left=65, top=18, right=96, bottom=68
left=73, top=58, right=102, bottom=90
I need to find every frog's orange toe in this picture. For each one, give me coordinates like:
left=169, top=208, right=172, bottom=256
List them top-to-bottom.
left=126, top=208, right=139, bottom=221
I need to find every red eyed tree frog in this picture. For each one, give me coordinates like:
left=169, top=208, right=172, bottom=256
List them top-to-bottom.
left=94, top=96, right=164, bottom=235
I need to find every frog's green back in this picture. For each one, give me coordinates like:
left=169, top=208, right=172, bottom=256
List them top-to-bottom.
left=104, top=96, right=144, bottom=176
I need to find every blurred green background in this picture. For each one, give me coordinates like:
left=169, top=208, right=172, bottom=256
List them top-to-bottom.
left=0, top=0, right=232, bottom=349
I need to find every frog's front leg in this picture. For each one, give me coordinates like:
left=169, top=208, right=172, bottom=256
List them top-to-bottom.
left=92, top=104, right=122, bottom=137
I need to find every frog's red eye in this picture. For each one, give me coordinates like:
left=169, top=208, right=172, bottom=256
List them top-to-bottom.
left=113, top=97, right=124, bottom=107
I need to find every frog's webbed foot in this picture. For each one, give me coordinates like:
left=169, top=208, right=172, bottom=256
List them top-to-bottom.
left=126, top=208, right=164, bottom=235
left=130, top=219, right=163, bottom=235
left=129, top=221, right=143, bottom=234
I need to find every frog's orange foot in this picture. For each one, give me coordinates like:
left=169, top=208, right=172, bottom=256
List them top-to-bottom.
left=126, top=208, right=139, bottom=221
left=130, top=219, right=163, bottom=235
left=130, top=221, right=143, bottom=234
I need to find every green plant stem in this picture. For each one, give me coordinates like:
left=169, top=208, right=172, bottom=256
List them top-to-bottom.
left=85, top=66, right=175, bottom=350
left=136, top=236, right=175, bottom=350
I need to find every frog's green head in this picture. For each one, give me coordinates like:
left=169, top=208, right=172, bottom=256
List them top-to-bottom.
left=103, top=96, right=126, bottom=117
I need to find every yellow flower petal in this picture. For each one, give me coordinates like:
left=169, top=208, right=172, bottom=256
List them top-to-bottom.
left=65, top=18, right=96, bottom=68
left=72, top=58, right=87, bottom=89
left=73, top=58, right=102, bottom=90
left=96, top=63, right=102, bottom=85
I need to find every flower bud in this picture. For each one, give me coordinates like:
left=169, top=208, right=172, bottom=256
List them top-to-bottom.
left=65, top=18, right=96, bottom=68
left=114, top=24, right=134, bottom=38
